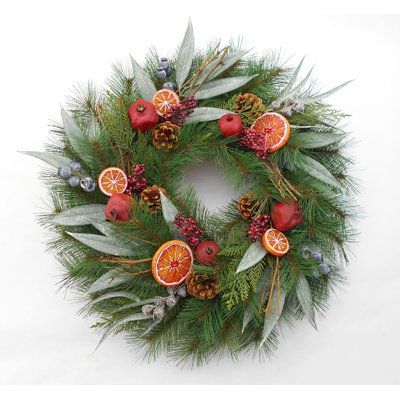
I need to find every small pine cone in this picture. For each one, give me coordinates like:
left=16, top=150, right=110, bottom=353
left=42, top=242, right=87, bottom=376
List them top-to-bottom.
left=235, top=93, right=266, bottom=125
left=152, top=121, right=179, bottom=151
left=140, top=184, right=166, bottom=213
left=238, top=192, right=260, bottom=220
left=186, top=273, right=220, bottom=300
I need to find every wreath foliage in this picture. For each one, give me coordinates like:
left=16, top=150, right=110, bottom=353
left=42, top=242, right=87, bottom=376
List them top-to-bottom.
left=24, top=21, right=357, bottom=366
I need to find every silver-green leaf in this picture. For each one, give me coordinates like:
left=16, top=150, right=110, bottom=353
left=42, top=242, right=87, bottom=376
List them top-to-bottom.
left=176, top=19, right=195, bottom=88
left=196, top=49, right=250, bottom=83
left=277, top=56, right=305, bottom=101
left=131, top=57, right=157, bottom=101
left=194, top=75, right=257, bottom=100
left=300, top=80, right=353, bottom=105
left=60, top=107, right=87, bottom=160
left=184, top=107, right=230, bottom=124
left=294, top=131, right=345, bottom=149
left=20, top=151, right=72, bottom=169
left=300, top=154, right=341, bottom=189
left=160, top=191, right=179, bottom=236
left=52, top=204, right=106, bottom=226
left=67, top=232, right=138, bottom=256
left=236, top=240, right=267, bottom=273
left=87, top=270, right=132, bottom=295
left=296, top=275, right=316, bottom=327
left=259, top=287, right=286, bottom=347
left=87, top=291, right=140, bottom=308
left=242, top=308, right=253, bottom=333
left=97, top=313, right=152, bottom=349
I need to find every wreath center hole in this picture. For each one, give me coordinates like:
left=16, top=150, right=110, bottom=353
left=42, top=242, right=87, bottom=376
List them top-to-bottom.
left=183, top=161, right=238, bottom=212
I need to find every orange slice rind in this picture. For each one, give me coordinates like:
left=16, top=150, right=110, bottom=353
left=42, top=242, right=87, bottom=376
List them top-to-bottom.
left=251, top=112, right=291, bottom=153
left=98, top=167, right=128, bottom=196
left=262, top=228, right=289, bottom=257
left=152, top=240, right=193, bottom=286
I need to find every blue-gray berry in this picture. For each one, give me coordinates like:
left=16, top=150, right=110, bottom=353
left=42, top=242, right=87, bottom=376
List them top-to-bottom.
left=159, top=58, right=170, bottom=75
left=156, top=67, right=167, bottom=80
left=163, top=81, right=178, bottom=91
left=271, top=100, right=281, bottom=109
left=293, top=102, right=305, bottom=113
left=280, top=107, right=293, bottom=117
left=70, top=160, right=81, bottom=172
left=58, top=165, right=72, bottom=179
left=67, top=176, right=80, bottom=187
left=80, top=176, right=96, bottom=192
left=300, top=246, right=312, bottom=259
left=311, top=251, right=323, bottom=263
left=319, top=262, right=331, bottom=275
left=312, top=269, right=321, bottom=279
left=152, top=306, right=165, bottom=322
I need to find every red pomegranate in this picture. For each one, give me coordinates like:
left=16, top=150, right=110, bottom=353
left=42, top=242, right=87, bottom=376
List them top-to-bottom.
left=128, top=99, right=159, bottom=132
left=218, top=113, right=243, bottom=137
left=105, top=193, right=135, bottom=221
left=271, top=201, right=303, bottom=232
left=195, top=241, right=220, bottom=266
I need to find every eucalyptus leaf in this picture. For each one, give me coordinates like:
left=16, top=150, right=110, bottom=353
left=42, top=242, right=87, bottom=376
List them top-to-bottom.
left=176, top=19, right=195, bottom=88
left=196, top=49, right=250, bottom=83
left=277, top=56, right=305, bottom=101
left=131, top=57, right=157, bottom=101
left=284, top=66, right=314, bottom=99
left=194, top=75, right=257, bottom=100
left=300, top=80, right=353, bottom=105
left=60, top=107, right=87, bottom=160
left=185, top=107, right=230, bottom=124
left=88, top=115, right=101, bottom=139
left=294, top=131, right=345, bottom=149
left=20, top=151, right=72, bottom=169
left=300, top=154, right=341, bottom=189
left=160, top=191, right=179, bottom=236
left=52, top=204, right=106, bottom=226
left=90, top=221, right=115, bottom=236
left=67, top=232, right=138, bottom=256
left=236, top=240, right=268, bottom=273
left=87, top=270, right=132, bottom=295
left=296, top=275, right=316, bottom=327
left=259, top=287, right=286, bottom=347
left=87, top=291, right=140, bottom=308
left=113, top=298, right=157, bottom=313
left=242, top=308, right=253, bottom=333
left=97, top=313, right=152, bottom=349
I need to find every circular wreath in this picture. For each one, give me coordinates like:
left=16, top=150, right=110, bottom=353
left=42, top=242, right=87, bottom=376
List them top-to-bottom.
left=24, top=21, right=356, bottom=366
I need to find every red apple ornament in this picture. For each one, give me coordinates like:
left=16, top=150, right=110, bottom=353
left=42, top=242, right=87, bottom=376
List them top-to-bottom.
left=128, top=99, right=159, bottom=132
left=218, top=113, right=243, bottom=137
left=105, top=193, right=135, bottom=221
left=271, top=201, right=303, bottom=232
left=195, top=241, right=220, bottom=266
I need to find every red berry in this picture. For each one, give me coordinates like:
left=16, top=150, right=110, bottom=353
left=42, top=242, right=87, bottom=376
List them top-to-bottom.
left=128, top=99, right=159, bottom=132
left=218, top=113, right=243, bottom=137
left=105, top=193, right=135, bottom=221
left=271, top=202, right=303, bottom=232
left=195, top=241, right=220, bottom=266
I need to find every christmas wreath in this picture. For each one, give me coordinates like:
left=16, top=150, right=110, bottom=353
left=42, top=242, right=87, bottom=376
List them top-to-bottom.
left=23, top=20, right=357, bottom=366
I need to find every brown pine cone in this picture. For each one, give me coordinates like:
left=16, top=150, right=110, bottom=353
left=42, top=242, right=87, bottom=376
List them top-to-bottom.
left=235, top=93, right=265, bottom=125
left=152, top=121, right=179, bottom=151
left=140, top=185, right=166, bottom=213
left=238, top=192, right=260, bottom=220
left=186, top=273, right=220, bottom=300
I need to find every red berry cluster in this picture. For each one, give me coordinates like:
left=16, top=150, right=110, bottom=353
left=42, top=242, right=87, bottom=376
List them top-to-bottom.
left=165, top=96, right=197, bottom=126
left=239, top=128, right=270, bottom=160
left=125, top=164, right=148, bottom=195
left=174, top=214, right=203, bottom=249
left=247, top=214, right=271, bottom=241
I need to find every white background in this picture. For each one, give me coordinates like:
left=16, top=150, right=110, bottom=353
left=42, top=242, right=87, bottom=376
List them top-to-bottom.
left=1, top=0, right=400, bottom=385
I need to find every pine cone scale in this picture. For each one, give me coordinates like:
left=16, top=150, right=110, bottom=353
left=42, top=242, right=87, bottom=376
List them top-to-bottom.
left=186, top=273, right=220, bottom=300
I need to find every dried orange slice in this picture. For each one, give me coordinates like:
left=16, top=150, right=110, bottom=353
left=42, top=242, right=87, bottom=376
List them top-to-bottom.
left=152, top=89, right=180, bottom=116
left=251, top=112, right=291, bottom=153
left=98, top=167, right=128, bottom=196
left=262, top=228, right=289, bottom=257
left=152, top=240, right=193, bottom=286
